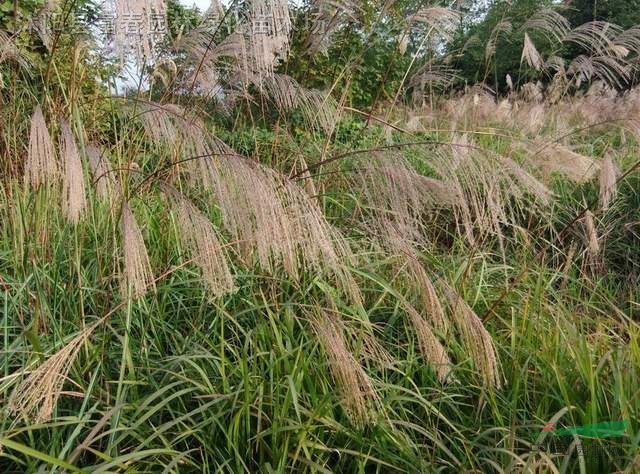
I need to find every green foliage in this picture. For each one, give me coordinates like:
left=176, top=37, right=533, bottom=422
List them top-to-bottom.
left=0, top=0, right=44, bottom=33
left=166, top=0, right=202, bottom=39
left=450, top=0, right=557, bottom=90
left=450, top=0, right=640, bottom=90
left=566, top=0, right=640, bottom=29
left=1, top=1, right=640, bottom=472
left=286, top=4, right=412, bottom=107
left=1, top=183, right=639, bottom=471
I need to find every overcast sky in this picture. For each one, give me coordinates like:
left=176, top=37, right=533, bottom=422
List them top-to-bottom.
left=179, top=0, right=212, bottom=11
left=112, top=1, right=215, bottom=91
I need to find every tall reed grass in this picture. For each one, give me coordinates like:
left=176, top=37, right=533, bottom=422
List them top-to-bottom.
left=0, top=1, right=639, bottom=472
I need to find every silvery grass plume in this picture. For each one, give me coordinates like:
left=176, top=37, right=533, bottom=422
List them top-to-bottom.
left=110, top=0, right=167, bottom=63
left=179, top=0, right=291, bottom=86
left=202, top=0, right=225, bottom=28
left=244, top=0, right=291, bottom=78
left=304, top=0, right=360, bottom=55
left=30, top=3, right=55, bottom=51
left=406, top=7, right=460, bottom=42
left=522, top=7, right=571, bottom=44
left=486, top=20, right=513, bottom=62
left=564, top=21, right=623, bottom=56
left=169, top=26, right=210, bottom=71
left=614, top=26, right=640, bottom=58
left=171, top=27, right=239, bottom=97
left=0, top=31, right=30, bottom=69
left=398, top=31, right=409, bottom=55
left=521, top=33, right=543, bottom=71
left=608, top=41, right=631, bottom=59
left=567, top=54, right=630, bottom=89
left=544, top=55, right=567, bottom=76
left=151, top=58, right=178, bottom=89
left=408, top=65, right=460, bottom=105
left=428, top=71, right=638, bottom=133
left=547, top=72, right=567, bottom=104
left=260, top=74, right=338, bottom=133
left=506, top=74, right=514, bottom=91
left=586, top=79, right=617, bottom=98
left=520, top=81, right=544, bottom=103
left=442, top=85, right=500, bottom=130
left=511, top=94, right=547, bottom=125
left=495, top=98, right=514, bottom=123
left=127, top=100, right=227, bottom=186
left=131, top=101, right=226, bottom=173
left=131, top=101, right=222, bottom=184
left=134, top=101, right=185, bottom=148
left=25, top=106, right=58, bottom=188
left=405, top=114, right=425, bottom=132
left=59, top=120, right=87, bottom=223
left=429, top=136, right=551, bottom=247
left=529, top=142, right=600, bottom=183
left=86, top=144, right=120, bottom=204
left=197, top=149, right=360, bottom=303
left=356, top=151, right=459, bottom=243
left=203, top=152, right=296, bottom=273
left=291, top=154, right=317, bottom=197
left=498, top=155, right=553, bottom=205
left=599, top=155, right=618, bottom=210
left=280, top=177, right=361, bottom=302
left=161, top=185, right=235, bottom=297
left=120, top=203, right=155, bottom=299
left=582, top=208, right=603, bottom=275
left=583, top=209, right=601, bottom=258
left=378, top=225, right=449, bottom=334
left=560, top=243, right=578, bottom=290
left=403, top=248, right=448, bottom=334
left=407, top=259, right=449, bottom=333
left=438, top=281, right=501, bottom=388
left=325, top=299, right=394, bottom=369
left=404, top=304, right=453, bottom=383
left=311, top=312, right=379, bottom=426
left=8, top=319, right=102, bottom=423
left=358, top=327, right=395, bottom=369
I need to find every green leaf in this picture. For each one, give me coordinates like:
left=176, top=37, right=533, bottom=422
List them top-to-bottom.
left=0, top=438, right=84, bottom=472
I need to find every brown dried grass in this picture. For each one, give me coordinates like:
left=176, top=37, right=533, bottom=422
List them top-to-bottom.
left=25, top=106, right=58, bottom=189
left=59, top=120, right=87, bottom=223
left=162, top=185, right=235, bottom=297
left=120, top=203, right=155, bottom=299
left=311, top=312, right=379, bottom=425
left=8, top=319, right=102, bottom=423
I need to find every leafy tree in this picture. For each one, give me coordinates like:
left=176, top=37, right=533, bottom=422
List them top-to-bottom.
left=0, top=0, right=44, bottom=33
left=166, top=0, right=202, bottom=39
left=449, top=0, right=556, bottom=92
left=449, top=0, right=640, bottom=92
left=564, top=0, right=640, bottom=29
left=285, top=1, right=415, bottom=108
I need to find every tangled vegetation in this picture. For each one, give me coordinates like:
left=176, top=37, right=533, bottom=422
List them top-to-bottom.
left=0, top=0, right=639, bottom=472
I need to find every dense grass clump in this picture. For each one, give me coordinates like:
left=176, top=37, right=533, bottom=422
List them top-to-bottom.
left=1, top=1, right=640, bottom=472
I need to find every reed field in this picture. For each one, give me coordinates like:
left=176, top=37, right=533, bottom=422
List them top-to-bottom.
left=0, top=0, right=639, bottom=472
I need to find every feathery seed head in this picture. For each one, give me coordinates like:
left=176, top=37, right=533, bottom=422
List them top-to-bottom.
left=522, top=33, right=544, bottom=71
left=25, top=106, right=58, bottom=189
left=59, top=120, right=87, bottom=223
left=86, top=144, right=120, bottom=203
left=599, top=155, right=618, bottom=210
left=162, top=185, right=235, bottom=297
left=120, top=203, right=155, bottom=299
left=439, top=281, right=501, bottom=388
left=405, top=304, right=453, bottom=383
left=311, top=313, right=379, bottom=425
left=8, top=321, right=101, bottom=423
